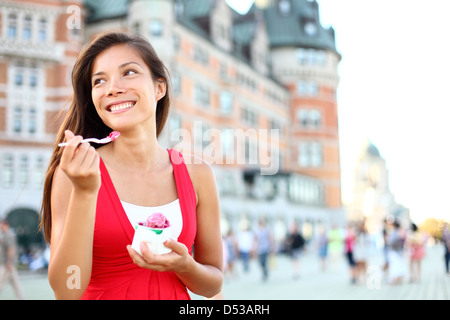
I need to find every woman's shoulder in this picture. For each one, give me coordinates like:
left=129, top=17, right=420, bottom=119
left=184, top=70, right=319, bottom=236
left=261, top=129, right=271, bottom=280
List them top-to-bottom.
left=175, top=151, right=217, bottom=196
left=179, top=152, right=215, bottom=180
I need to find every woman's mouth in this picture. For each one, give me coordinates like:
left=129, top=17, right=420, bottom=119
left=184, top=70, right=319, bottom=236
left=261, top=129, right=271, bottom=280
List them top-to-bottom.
left=108, top=101, right=135, bottom=113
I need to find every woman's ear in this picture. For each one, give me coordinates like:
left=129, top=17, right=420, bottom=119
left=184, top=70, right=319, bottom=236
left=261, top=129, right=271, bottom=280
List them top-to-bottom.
left=155, top=79, right=167, bottom=101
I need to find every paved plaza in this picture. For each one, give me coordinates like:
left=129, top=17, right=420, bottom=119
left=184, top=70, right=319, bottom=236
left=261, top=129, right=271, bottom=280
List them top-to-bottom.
left=1, top=244, right=448, bottom=300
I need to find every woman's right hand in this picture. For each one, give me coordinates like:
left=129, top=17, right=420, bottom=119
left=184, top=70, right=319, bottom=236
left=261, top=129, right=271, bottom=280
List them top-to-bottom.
left=59, top=130, right=101, bottom=194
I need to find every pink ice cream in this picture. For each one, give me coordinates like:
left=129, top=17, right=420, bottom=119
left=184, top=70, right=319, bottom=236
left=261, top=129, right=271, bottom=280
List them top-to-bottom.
left=109, top=131, right=120, bottom=141
left=138, top=212, right=170, bottom=229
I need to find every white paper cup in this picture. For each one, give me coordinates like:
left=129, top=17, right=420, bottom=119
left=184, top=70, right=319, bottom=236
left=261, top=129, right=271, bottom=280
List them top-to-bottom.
left=131, top=225, right=173, bottom=255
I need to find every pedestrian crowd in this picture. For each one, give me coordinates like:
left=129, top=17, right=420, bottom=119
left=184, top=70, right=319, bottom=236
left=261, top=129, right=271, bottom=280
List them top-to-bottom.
left=221, top=216, right=450, bottom=288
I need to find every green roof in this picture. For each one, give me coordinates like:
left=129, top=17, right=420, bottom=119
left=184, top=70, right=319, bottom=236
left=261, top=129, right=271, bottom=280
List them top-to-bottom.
left=82, top=0, right=338, bottom=55
left=84, top=0, right=129, bottom=23
left=262, top=0, right=338, bottom=53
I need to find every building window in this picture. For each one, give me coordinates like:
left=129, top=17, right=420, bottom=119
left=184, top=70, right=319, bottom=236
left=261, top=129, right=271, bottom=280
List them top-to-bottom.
left=174, top=0, right=184, bottom=18
left=278, top=0, right=291, bottom=16
left=8, top=13, right=17, bottom=39
left=23, top=15, right=32, bottom=40
left=38, top=18, right=47, bottom=41
left=149, top=20, right=163, bottom=36
left=304, top=21, right=318, bottom=37
left=173, top=33, right=180, bottom=51
left=193, top=45, right=209, bottom=65
left=297, top=48, right=327, bottom=66
left=15, top=71, right=23, bottom=86
left=30, top=72, right=38, bottom=88
left=172, top=72, right=181, bottom=95
left=297, top=81, right=319, bottom=96
left=194, top=83, right=210, bottom=106
left=220, top=91, right=233, bottom=114
left=13, top=107, right=23, bottom=133
left=241, top=107, right=258, bottom=127
left=28, top=108, right=37, bottom=134
left=298, top=109, right=321, bottom=128
left=298, top=142, right=322, bottom=167
left=2, top=154, right=14, bottom=188
left=18, top=155, right=29, bottom=187
left=34, top=156, right=46, bottom=188
left=288, top=176, right=324, bottom=205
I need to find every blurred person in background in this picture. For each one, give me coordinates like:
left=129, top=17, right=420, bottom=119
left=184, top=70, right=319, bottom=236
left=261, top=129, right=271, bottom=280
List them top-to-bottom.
left=0, top=219, right=24, bottom=300
left=254, top=219, right=273, bottom=282
left=237, top=220, right=254, bottom=273
left=353, top=220, right=370, bottom=284
left=386, top=220, right=407, bottom=285
left=285, top=222, right=305, bottom=279
left=442, top=222, right=450, bottom=276
left=344, top=223, right=357, bottom=284
left=406, top=223, right=426, bottom=283
left=327, top=224, right=344, bottom=270
left=316, top=226, right=329, bottom=272
left=224, top=229, right=238, bottom=279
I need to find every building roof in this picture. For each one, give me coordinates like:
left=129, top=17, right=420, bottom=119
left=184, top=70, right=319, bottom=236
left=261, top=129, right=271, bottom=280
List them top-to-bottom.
left=83, top=0, right=338, bottom=55
left=84, top=0, right=129, bottom=23
left=261, top=0, right=338, bottom=53
left=361, top=139, right=381, bottom=158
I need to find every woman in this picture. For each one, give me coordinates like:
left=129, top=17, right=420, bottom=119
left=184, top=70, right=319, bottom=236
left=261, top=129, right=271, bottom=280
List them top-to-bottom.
left=39, top=32, right=223, bottom=300
left=386, top=220, right=407, bottom=285
left=406, top=223, right=426, bottom=282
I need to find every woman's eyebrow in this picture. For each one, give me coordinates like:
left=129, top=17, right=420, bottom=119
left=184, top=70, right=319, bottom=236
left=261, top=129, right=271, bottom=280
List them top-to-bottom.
left=92, top=62, right=143, bottom=79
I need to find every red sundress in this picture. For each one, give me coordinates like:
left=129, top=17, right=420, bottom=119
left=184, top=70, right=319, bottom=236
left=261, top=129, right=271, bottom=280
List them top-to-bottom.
left=81, top=149, right=197, bottom=300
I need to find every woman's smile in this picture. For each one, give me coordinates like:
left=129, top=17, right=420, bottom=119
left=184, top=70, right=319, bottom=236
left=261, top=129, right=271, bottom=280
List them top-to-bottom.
left=107, top=101, right=136, bottom=113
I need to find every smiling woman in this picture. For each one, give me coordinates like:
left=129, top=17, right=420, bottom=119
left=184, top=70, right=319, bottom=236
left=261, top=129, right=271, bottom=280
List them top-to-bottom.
left=39, top=33, right=223, bottom=300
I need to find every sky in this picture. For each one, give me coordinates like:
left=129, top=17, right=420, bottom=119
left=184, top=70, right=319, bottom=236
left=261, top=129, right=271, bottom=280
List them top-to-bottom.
left=226, top=0, right=450, bottom=224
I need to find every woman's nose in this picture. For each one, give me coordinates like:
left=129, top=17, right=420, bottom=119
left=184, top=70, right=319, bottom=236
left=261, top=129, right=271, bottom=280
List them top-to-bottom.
left=107, top=79, right=125, bottom=96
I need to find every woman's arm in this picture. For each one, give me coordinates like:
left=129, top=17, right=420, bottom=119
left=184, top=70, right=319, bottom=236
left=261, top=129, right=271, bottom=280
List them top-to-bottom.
left=48, top=131, right=101, bottom=299
left=127, top=158, right=223, bottom=298
left=174, top=158, right=223, bottom=296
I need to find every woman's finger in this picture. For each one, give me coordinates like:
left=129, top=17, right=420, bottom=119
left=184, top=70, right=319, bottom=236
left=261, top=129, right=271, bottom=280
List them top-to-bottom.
left=60, top=131, right=83, bottom=169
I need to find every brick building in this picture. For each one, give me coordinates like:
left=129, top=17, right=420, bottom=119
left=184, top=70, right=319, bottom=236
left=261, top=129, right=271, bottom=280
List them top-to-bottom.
left=0, top=0, right=344, bottom=249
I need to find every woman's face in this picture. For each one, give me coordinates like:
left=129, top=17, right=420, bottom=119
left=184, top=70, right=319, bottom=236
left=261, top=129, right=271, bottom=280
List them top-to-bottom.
left=90, top=44, right=166, bottom=133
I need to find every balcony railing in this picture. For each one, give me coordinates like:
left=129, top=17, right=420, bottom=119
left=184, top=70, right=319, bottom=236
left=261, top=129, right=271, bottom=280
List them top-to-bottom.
left=0, top=39, right=64, bottom=62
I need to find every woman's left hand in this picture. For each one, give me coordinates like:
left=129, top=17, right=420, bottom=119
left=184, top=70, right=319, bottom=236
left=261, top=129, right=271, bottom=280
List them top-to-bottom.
left=126, top=239, right=192, bottom=273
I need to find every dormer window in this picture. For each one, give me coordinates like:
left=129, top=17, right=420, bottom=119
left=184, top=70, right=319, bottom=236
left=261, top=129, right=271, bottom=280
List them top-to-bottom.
left=174, top=0, right=184, bottom=18
left=278, top=0, right=291, bottom=16
left=149, top=20, right=163, bottom=36
left=304, top=22, right=317, bottom=37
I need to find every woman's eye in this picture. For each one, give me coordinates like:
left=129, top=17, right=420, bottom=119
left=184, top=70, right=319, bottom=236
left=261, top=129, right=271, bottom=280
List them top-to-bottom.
left=124, top=69, right=137, bottom=76
left=93, top=78, right=105, bottom=86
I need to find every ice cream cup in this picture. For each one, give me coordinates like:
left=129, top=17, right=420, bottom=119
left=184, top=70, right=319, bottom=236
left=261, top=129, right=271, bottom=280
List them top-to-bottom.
left=131, top=225, right=173, bottom=255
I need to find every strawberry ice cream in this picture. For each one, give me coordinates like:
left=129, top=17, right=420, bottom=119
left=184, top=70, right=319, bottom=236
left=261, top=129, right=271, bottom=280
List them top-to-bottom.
left=132, top=213, right=173, bottom=255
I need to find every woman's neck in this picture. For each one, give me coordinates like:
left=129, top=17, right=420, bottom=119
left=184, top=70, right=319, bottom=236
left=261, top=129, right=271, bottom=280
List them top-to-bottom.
left=99, top=128, right=167, bottom=172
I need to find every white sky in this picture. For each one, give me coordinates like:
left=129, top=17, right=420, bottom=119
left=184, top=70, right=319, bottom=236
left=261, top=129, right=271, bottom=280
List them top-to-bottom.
left=227, top=0, right=450, bottom=224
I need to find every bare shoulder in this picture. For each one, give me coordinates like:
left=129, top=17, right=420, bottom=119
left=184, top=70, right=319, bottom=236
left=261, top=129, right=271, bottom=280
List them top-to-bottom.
left=181, top=153, right=217, bottom=196
left=182, top=153, right=215, bottom=181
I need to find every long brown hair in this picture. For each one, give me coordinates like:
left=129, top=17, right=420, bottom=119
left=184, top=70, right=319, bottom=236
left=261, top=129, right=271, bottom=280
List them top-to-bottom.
left=39, top=32, right=171, bottom=243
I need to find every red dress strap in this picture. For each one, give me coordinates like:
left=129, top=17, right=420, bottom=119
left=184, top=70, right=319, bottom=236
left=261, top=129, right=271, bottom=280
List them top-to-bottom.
left=168, top=149, right=197, bottom=253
